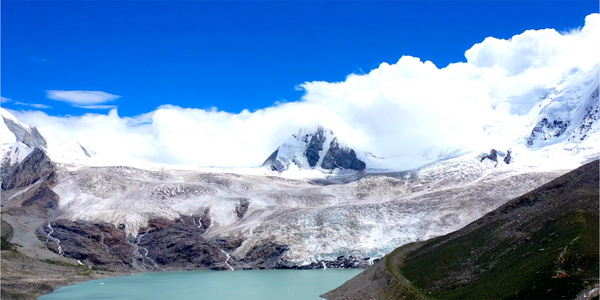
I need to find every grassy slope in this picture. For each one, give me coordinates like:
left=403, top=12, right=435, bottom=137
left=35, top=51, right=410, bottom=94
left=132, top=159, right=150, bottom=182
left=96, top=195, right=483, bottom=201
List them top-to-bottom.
left=400, top=160, right=599, bottom=299
left=402, top=211, right=598, bottom=299
left=321, top=242, right=428, bottom=300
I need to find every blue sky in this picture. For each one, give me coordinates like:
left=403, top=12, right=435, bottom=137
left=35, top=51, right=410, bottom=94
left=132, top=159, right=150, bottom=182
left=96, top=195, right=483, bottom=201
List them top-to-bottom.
left=1, top=1, right=598, bottom=117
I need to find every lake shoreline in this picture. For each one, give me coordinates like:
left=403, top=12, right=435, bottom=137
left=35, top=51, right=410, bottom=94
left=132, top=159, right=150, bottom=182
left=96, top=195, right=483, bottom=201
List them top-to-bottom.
left=1, top=248, right=366, bottom=300
left=1, top=249, right=133, bottom=300
left=38, top=268, right=364, bottom=300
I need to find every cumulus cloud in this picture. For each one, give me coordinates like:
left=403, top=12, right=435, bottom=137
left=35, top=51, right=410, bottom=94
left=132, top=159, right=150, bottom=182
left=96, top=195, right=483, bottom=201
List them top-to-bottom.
left=11, top=14, right=600, bottom=168
left=46, top=90, right=120, bottom=106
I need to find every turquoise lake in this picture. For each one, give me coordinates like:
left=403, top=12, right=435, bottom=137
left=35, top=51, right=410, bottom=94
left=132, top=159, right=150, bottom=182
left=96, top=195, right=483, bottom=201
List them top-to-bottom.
left=39, top=269, right=363, bottom=300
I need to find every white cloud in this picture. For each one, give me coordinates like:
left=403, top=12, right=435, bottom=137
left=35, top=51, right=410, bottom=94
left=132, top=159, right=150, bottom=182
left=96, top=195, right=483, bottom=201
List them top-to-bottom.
left=12, top=13, right=600, bottom=168
left=46, top=90, right=120, bottom=106
left=1, top=97, right=51, bottom=109
left=14, top=102, right=52, bottom=109
left=73, top=105, right=118, bottom=110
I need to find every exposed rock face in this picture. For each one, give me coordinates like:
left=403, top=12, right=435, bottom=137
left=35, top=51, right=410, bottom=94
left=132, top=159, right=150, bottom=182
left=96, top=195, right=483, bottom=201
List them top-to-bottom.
left=1, top=116, right=47, bottom=150
left=527, top=117, right=571, bottom=146
left=305, top=127, right=327, bottom=167
left=321, top=138, right=366, bottom=171
left=78, top=143, right=91, bottom=157
left=1, top=148, right=55, bottom=191
left=263, top=149, right=285, bottom=171
left=480, top=149, right=512, bottom=166
left=480, top=149, right=498, bottom=163
left=503, top=150, right=512, bottom=164
left=20, top=182, right=60, bottom=218
left=233, top=198, right=251, bottom=220
left=36, top=215, right=242, bottom=271
left=136, top=215, right=234, bottom=271
left=1, top=220, right=14, bottom=242
left=38, top=220, right=135, bottom=268
left=240, top=241, right=290, bottom=269
left=286, top=255, right=376, bottom=270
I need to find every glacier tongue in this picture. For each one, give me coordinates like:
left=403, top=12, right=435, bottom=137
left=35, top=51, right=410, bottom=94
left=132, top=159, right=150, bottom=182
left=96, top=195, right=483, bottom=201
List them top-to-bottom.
left=50, top=154, right=565, bottom=265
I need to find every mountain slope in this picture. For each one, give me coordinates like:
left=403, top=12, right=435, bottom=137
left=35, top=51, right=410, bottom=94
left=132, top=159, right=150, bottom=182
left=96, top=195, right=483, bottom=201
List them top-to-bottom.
left=524, top=65, right=600, bottom=149
left=323, top=159, right=599, bottom=300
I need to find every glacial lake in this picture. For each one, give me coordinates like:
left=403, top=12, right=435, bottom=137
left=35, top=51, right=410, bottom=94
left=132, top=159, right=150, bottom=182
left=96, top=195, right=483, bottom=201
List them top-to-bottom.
left=39, top=269, right=363, bottom=300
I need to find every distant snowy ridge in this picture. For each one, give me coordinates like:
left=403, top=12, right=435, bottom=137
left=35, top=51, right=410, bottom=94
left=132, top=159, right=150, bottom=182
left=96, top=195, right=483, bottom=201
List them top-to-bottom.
left=524, top=65, right=600, bottom=149
left=0, top=107, right=92, bottom=165
left=1, top=108, right=47, bottom=151
left=1, top=108, right=47, bottom=167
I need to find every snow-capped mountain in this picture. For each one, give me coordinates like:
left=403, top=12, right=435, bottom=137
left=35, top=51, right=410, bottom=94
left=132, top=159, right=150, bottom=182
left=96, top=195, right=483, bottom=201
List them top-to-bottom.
left=524, top=65, right=599, bottom=149
left=0, top=108, right=93, bottom=165
left=1, top=108, right=49, bottom=175
left=1, top=108, right=47, bottom=156
left=262, top=126, right=367, bottom=173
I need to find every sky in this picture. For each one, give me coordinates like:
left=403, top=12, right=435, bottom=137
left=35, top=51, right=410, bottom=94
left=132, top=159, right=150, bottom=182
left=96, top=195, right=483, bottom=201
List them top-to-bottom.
left=1, top=1, right=599, bottom=167
left=2, top=1, right=597, bottom=115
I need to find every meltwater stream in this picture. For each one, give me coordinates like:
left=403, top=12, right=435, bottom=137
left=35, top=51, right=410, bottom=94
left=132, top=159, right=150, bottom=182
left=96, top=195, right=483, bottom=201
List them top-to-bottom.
left=39, top=269, right=363, bottom=300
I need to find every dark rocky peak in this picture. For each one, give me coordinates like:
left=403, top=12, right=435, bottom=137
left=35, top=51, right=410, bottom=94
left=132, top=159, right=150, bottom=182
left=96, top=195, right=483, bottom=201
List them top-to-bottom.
left=2, top=114, right=47, bottom=150
left=263, top=126, right=366, bottom=173
left=303, top=126, right=328, bottom=167
left=321, top=138, right=366, bottom=171
left=79, top=142, right=92, bottom=157
left=1, top=147, right=55, bottom=191
left=480, top=148, right=512, bottom=167
left=480, top=149, right=498, bottom=163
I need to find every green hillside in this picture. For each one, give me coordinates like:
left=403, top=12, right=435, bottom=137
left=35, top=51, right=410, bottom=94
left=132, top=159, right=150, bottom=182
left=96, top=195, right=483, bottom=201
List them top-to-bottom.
left=323, top=160, right=599, bottom=300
